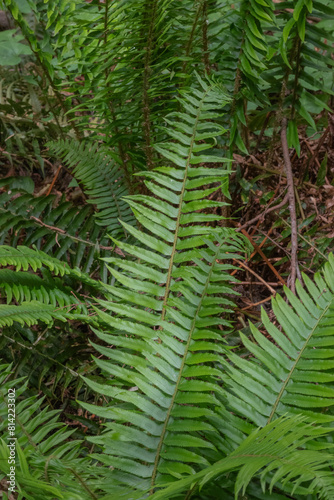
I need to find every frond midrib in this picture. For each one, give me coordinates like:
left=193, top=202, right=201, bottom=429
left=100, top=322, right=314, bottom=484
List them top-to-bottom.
left=160, top=87, right=210, bottom=323
left=151, top=232, right=221, bottom=489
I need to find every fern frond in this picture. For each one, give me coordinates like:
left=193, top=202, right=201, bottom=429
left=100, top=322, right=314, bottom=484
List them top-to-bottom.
left=79, top=78, right=249, bottom=494
left=47, top=139, right=135, bottom=235
left=0, top=177, right=112, bottom=281
left=0, top=245, right=100, bottom=289
left=0, top=246, right=108, bottom=324
left=224, top=253, right=334, bottom=430
left=0, top=269, right=87, bottom=312
left=0, top=302, right=67, bottom=327
left=149, top=415, right=334, bottom=499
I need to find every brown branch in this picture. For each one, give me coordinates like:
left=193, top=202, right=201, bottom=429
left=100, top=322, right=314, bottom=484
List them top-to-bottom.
left=281, top=117, right=300, bottom=293
left=45, top=165, right=62, bottom=196
left=236, top=192, right=289, bottom=231
left=29, top=216, right=116, bottom=251
left=240, top=229, right=287, bottom=286
left=232, top=259, right=277, bottom=295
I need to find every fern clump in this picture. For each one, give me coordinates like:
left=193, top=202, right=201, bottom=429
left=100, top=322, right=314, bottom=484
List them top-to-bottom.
left=1, top=1, right=334, bottom=498
left=77, top=77, right=249, bottom=495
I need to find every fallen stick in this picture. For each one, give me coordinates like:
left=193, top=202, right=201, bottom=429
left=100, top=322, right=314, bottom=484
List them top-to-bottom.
left=281, top=117, right=300, bottom=293
left=236, top=192, right=288, bottom=231
left=233, top=259, right=277, bottom=295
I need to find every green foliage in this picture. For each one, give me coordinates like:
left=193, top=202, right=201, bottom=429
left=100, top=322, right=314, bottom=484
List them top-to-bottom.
left=0, top=0, right=334, bottom=499
left=0, top=29, right=32, bottom=66
left=47, top=139, right=136, bottom=235
left=0, top=177, right=113, bottom=282
left=0, top=244, right=108, bottom=399
left=224, top=253, right=334, bottom=428
left=0, top=301, right=67, bottom=327
left=0, top=362, right=110, bottom=499
left=150, top=415, right=334, bottom=499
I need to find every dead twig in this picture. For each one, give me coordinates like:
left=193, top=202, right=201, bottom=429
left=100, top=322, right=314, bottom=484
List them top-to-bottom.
left=281, top=117, right=301, bottom=293
left=46, top=164, right=63, bottom=196
left=236, top=192, right=289, bottom=231
left=29, top=215, right=115, bottom=251
left=240, top=229, right=287, bottom=286
left=232, top=259, right=277, bottom=295
left=242, top=296, right=272, bottom=310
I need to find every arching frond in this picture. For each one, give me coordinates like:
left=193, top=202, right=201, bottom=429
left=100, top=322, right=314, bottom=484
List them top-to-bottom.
left=79, top=78, right=247, bottom=495
left=47, top=139, right=135, bottom=235
left=0, top=246, right=108, bottom=325
left=224, top=254, right=334, bottom=429
left=0, top=269, right=87, bottom=312
left=0, top=301, right=67, bottom=327
left=149, top=415, right=334, bottom=500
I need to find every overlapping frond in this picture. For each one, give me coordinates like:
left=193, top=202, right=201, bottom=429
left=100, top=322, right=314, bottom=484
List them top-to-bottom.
left=79, top=78, right=249, bottom=494
left=47, top=139, right=135, bottom=234
left=0, top=177, right=112, bottom=281
left=0, top=245, right=107, bottom=325
left=0, top=245, right=101, bottom=288
left=224, top=253, right=334, bottom=430
left=0, top=269, right=86, bottom=312
left=0, top=302, right=67, bottom=327
left=149, top=415, right=334, bottom=500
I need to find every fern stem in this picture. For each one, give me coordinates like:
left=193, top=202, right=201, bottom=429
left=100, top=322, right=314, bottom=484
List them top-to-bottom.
left=142, top=0, right=159, bottom=169
left=182, top=0, right=203, bottom=76
left=202, top=0, right=210, bottom=74
left=267, top=300, right=332, bottom=424
left=68, top=468, right=98, bottom=500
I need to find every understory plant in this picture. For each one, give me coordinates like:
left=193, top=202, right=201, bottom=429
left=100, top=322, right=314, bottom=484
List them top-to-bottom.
left=0, top=0, right=334, bottom=499
left=0, top=76, right=334, bottom=499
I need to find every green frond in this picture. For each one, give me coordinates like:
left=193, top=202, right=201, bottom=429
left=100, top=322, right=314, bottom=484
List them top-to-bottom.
left=79, top=79, right=249, bottom=494
left=47, top=139, right=135, bottom=234
left=0, top=177, right=112, bottom=281
left=0, top=245, right=100, bottom=290
left=0, top=245, right=109, bottom=324
left=224, top=253, right=334, bottom=430
left=0, top=269, right=87, bottom=312
left=0, top=302, right=67, bottom=327
left=149, top=415, right=334, bottom=499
